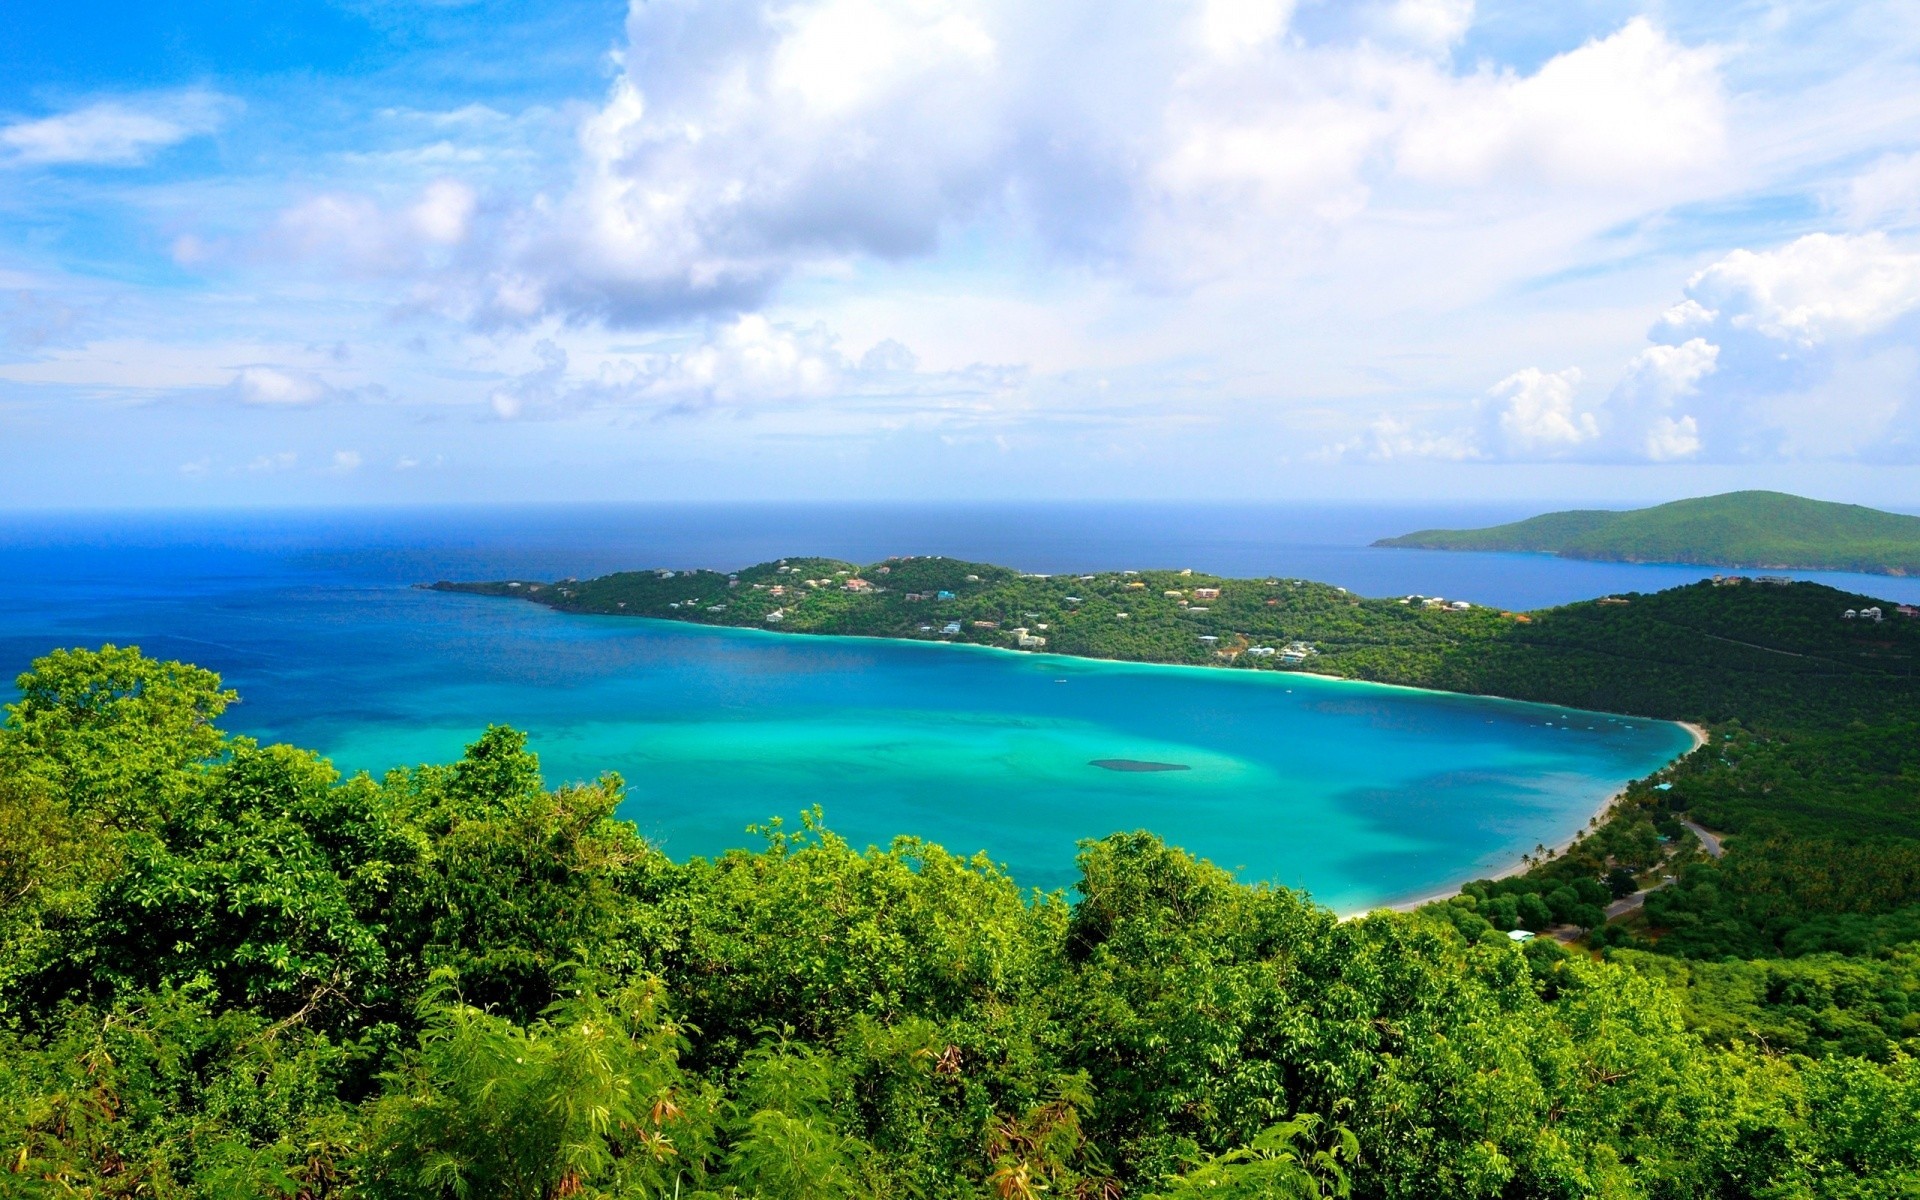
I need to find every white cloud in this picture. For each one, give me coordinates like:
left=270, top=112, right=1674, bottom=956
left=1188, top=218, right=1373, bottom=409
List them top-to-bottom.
left=1196, top=0, right=1294, bottom=60
left=1372, top=0, right=1474, bottom=53
left=252, top=4, right=1731, bottom=330
left=1395, top=19, right=1724, bottom=189
left=1, top=91, right=235, bottom=166
left=1835, top=151, right=1920, bottom=229
left=267, top=179, right=479, bottom=277
left=408, top=180, right=477, bottom=245
left=1685, top=231, right=1920, bottom=344
left=1420, top=233, right=1920, bottom=465
left=1656, top=298, right=1717, bottom=332
left=483, top=317, right=1005, bottom=421
left=1607, top=338, right=1718, bottom=460
left=1616, top=338, right=1719, bottom=404
left=1341, top=340, right=1717, bottom=465
left=1481, top=366, right=1597, bottom=455
left=231, top=367, right=329, bottom=407
left=1320, top=411, right=1479, bottom=462
left=1643, top=414, right=1701, bottom=461
left=331, top=450, right=363, bottom=472
left=246, top=452, right=299, bottom=473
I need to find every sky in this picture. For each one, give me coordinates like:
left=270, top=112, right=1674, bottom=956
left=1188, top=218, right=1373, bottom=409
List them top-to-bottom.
left=3, top=0, right=1920, bottom=508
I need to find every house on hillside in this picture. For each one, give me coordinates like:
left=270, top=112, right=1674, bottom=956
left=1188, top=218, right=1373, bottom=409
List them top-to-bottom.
left=1193, top=587, right=1221, bottom=600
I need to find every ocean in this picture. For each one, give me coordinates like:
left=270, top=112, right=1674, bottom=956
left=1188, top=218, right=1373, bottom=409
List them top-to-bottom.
left=4, top=501, right=1900, bottom=909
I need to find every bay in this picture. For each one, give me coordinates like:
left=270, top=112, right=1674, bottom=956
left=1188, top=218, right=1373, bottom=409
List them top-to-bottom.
left=3, top=501, right=1877, bottom=909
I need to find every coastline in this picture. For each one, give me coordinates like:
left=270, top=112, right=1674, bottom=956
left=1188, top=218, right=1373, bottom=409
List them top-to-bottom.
left=448, top=592, right=1709, bottom=915
left=512, top=593, right=1688, bottom=724
left=1369, top=718, right=1710, bottom=917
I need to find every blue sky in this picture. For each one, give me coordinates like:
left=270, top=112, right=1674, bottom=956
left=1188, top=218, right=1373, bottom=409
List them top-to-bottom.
left=3, top=0, right=1920, bottom=507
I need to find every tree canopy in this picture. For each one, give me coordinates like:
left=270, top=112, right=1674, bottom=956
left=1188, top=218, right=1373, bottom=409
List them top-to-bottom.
left=5, top=646, right=1920, bottom=1197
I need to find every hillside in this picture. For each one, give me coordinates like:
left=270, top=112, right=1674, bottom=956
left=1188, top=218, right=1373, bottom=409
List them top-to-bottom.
left=1372, top=491, right=1920, bottom=575
left=434, top=558, right=1920, bottom=731
left=439, top=560, right=1920, bottom=972
left=6, top=644, right=1920, bottom=1197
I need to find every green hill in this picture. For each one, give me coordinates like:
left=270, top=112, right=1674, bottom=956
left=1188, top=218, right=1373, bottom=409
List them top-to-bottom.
left=1373, top=491, right=1920, bottom=575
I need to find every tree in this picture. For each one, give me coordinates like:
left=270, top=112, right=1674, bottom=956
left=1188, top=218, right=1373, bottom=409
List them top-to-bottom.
left=362, top=971, right=710, bottom=1200
left=1145, top=1116, right=1355, bottom=1200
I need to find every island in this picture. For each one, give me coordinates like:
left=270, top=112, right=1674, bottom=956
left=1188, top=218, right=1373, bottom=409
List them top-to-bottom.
left=1372, top=489, right=1920, bottom=576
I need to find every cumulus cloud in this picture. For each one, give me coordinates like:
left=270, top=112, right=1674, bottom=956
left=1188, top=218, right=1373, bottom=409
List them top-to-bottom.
left=1371, top=0, right=1475, bottom=53
left=252, top=2, right=1728, bottom=328
left=1396, top=19, right=1723, bottom=188
left=1, top=91, right=236, bottom=166
left=268, top=179, right=479, bottom=276
left=1369, top=231, right=1920, bottom=465
left=1684, top=231, right=1920, bottom=344
left=485, top=318, right=1008, bottom=421
left=1605, top=338, right=1718, bottom=460
left=225, top=366, right=369, bottom=407
left=1480, top=366, right=1595, bottom=455
left=1320, top=411, right=1479, bottom=462
left=246, top=452, right=299, bottom=474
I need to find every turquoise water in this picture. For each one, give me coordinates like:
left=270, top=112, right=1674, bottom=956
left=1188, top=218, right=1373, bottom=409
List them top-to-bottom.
left=0, top=506, right=1707, bottom=910
left=297, top=600, right=1690, bottom=910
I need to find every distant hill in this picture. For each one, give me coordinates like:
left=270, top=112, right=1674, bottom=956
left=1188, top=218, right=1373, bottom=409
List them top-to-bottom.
left=1373, top=491, right=1920, bottom=576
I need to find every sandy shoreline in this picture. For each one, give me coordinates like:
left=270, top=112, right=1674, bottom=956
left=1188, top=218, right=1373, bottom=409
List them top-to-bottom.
left=460, top=595, right=1712, bottom=916
left=628, top=612, right=1713, bottom=917
left=1367, top=719, right=1709, bottom=917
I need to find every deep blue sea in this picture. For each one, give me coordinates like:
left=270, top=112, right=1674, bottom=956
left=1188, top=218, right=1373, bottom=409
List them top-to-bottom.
left=3, top=502, right=1910, bottom=910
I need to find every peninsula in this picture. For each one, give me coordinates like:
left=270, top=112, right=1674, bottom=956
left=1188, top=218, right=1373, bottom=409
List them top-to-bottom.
left=1373, top=490, right=1920, bottom=576
left=432, top=555, right=1917, bottom=728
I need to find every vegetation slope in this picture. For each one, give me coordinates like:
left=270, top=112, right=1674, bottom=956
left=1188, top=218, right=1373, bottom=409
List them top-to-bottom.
left=1372, top=490, right=1920, bottom=575
left=443, top=561, right=1920, bottom=1050
left=4, top=646, right=1919, bottom=1199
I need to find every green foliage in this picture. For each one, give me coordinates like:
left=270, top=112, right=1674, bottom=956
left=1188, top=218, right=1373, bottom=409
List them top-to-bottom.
left=1374, top=489, right=1920, bottom=576
left=6, top=644, right=235, bottom=825
left=7, top=645, right=1920, bottom=1198
left=1617, top=948, right=1920, bottom=1062
left=361, top=970, right=709, bottom=1200
left=1145, top=1116, right=1355, bottom=1200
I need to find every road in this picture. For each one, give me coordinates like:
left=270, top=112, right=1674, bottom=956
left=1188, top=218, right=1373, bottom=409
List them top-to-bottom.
left=1680, top=818, right=1725, bottom=858
left=1600, top=820, right=1727, bottom=920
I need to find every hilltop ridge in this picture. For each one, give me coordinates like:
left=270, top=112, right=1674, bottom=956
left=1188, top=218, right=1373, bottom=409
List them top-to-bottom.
left=1373, top=490, right=1920, bottom=575
left=434, top=556, right=1920, bottom=730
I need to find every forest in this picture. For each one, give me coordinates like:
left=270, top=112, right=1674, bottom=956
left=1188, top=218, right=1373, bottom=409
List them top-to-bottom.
left=4, top=646, right=1919, bottom=1198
